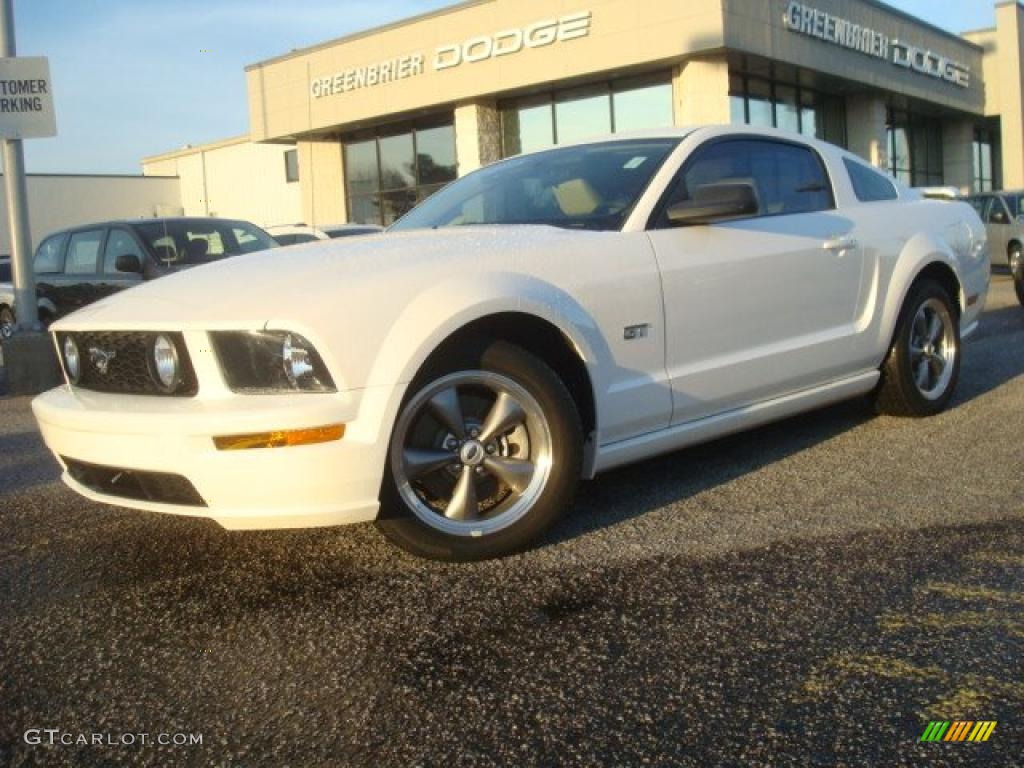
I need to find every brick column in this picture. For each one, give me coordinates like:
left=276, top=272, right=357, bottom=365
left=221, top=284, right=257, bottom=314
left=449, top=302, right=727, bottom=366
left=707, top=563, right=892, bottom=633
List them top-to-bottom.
left=455, top=100, right=501, bottom=176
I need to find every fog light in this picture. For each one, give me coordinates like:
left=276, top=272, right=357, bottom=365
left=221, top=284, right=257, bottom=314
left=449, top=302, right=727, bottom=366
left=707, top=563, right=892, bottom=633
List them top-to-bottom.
left=151, top=334, right=181, bottom=393
left=63, top=335, right=81, bottom=383
left=213, top=424, right=345, bottom=451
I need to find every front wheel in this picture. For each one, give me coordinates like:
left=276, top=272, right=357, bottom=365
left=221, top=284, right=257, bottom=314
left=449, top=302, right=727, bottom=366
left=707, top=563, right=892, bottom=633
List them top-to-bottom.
left=1012, top=246, right=1024, bottom=307
left=872, top=279, right=961, bottom=417
left=377, top=340, right=583, bottom=561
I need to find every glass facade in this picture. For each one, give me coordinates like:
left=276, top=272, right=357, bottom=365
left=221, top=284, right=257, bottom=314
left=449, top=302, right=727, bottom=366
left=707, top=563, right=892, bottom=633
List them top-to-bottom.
left=729, top=74, right=846, bottom=147
left=500, top=75, right=673, bottom=157
left=886, top=110, right=943, bottom=187
left=343, top=120, right=457, bottom=226
left=973, top=126, right=998, bottom=193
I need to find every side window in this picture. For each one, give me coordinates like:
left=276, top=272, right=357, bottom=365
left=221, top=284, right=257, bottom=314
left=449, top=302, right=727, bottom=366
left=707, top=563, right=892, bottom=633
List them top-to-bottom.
left=658, top=139, right=833, bottom=226
left=844, top=159, right=898, bottom=203
left=989, top=198, right=1010, bottom=224
left=102, top=228, right=145, bottom=274
left=64, top=230, right=105, bottom=275
left=34, top=233, right=67, bottom=274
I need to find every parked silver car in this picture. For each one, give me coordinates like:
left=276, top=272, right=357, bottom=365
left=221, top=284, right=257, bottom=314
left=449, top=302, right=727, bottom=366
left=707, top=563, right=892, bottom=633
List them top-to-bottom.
left=967, top=191, right=1023, bottom=273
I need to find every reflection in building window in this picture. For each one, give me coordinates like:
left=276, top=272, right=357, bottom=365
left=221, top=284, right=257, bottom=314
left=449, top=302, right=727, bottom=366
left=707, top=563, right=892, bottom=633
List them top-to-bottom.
left=728, top=73, right=846, bottom=148
left=500, top=75, right=673, bottom=157
left=886, top=109, right=943, bottom=187
left=343, top=120, right=457, bottom=226
left=973, top=126, right=998, bottom=193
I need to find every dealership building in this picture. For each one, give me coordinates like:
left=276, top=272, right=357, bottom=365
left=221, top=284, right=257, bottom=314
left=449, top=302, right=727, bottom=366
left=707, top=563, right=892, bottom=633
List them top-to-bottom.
left=143, top=0, right=1024, bottom=229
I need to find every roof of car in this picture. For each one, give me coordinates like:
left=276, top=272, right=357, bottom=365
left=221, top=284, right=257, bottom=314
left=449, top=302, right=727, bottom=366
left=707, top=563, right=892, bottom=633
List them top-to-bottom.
left=45, top=217, right=257, bottom=236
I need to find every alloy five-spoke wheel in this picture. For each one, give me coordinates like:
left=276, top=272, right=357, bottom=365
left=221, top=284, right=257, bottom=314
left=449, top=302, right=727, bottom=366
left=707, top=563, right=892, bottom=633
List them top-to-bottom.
left=873, top=279, right=960, bottom=417
left=908, top=298, right=957, bottom=401
left=378, top=339, right=582, bottom=561
left=390, top=371, right=554, bottom=536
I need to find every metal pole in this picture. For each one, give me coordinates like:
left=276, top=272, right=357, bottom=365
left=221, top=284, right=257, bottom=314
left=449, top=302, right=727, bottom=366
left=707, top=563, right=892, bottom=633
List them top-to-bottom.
left=1, top=0, right=40, bottom=331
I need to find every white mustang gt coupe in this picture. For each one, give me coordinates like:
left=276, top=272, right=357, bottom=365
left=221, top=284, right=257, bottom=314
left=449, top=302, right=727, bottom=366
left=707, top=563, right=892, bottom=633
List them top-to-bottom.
left=33, top=126, right=989, bottom=560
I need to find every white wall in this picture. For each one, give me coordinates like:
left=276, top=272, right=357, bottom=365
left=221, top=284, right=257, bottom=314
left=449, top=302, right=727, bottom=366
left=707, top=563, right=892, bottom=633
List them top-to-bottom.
left=142, top=138, right=303, bottom=228
left=0, top=174, right=182, bottom=256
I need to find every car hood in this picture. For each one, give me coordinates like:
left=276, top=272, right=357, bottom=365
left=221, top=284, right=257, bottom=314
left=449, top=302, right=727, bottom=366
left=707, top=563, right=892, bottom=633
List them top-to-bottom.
left=52, top=226, right=606, bottom=331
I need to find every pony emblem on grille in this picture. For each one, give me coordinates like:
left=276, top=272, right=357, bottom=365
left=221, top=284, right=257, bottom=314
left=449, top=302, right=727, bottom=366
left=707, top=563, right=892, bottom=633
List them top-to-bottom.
left=88, top=346, right=117, bottom=375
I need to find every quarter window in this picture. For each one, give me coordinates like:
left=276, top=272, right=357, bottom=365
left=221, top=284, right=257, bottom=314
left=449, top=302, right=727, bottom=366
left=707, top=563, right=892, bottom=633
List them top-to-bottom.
left=657, top=139, right=833, bottom=226
left=844, top=159, right=898, bottom=203
left=102, top=228, right=144, bottom=273
left=65, top=230, right=105, bottom=274
left=34, top=233, right=67, bottom=274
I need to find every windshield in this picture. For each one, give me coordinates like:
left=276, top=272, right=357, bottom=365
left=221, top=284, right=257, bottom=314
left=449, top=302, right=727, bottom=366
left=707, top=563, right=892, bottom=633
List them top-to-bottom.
left=389, top=139, right=680, bottom=233
left=133, top=220, right=277, bottom=266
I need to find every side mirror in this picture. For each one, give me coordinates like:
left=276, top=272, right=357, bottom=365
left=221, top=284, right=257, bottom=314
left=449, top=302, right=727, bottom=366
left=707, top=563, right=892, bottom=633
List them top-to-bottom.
left=667, top=182, right=759, bottom=226
left=115, top=253, right=142, bottom=273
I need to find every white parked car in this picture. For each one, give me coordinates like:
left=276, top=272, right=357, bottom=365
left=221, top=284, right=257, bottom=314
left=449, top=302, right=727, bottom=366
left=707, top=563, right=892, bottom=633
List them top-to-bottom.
left=32, top=127, right=989, bottom=560
left=266, top=223, right=383, bottom=246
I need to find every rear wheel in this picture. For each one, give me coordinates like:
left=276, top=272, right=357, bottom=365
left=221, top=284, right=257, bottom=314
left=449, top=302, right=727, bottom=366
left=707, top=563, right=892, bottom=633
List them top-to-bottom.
left=872, top=279, right=960, bottom=417
left=0, top=306, right=14, bottom=340
left=377, top=339, right=582, bottom=561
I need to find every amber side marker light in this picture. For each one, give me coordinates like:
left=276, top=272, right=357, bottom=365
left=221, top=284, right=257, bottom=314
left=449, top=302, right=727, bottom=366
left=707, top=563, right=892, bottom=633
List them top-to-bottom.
left=214, top=424, right=345, bottom=451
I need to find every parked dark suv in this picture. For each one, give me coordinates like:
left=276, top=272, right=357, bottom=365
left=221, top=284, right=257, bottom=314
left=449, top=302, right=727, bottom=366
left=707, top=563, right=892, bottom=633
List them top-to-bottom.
left=32, top=218, right=277, bottom=322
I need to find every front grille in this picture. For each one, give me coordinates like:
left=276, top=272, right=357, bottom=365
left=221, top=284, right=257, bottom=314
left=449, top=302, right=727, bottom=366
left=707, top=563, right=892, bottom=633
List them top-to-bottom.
left=59, top=331, right=198, bottom=397
left=63, top=457, right=207, bottom=507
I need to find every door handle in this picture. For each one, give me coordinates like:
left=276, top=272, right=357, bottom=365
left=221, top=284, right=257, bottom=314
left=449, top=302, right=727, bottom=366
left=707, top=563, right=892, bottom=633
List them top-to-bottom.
left=823, top=235, right=859, bottom=252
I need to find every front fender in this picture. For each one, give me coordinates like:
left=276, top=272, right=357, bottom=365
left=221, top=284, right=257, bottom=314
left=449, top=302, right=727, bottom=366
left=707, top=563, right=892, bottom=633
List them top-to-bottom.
left=352, top=271, right=608, bottom=454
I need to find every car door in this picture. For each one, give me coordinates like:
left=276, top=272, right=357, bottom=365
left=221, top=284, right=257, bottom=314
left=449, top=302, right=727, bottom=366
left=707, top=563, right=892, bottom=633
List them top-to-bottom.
left=647, top=137, right=865, bottom=425
left=986, top=196, right=1012, bottom=267
left=98, top=227, right=145, bottom=297
left=54, top=228, right=107, bottom=316
left=33, top=232, right=68, bottom=318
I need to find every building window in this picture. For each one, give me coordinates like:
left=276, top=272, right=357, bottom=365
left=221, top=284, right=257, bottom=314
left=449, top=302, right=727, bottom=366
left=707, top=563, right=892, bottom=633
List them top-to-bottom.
left=499, top=74, right=673, bottom=157
left=728, top=74, right=846, bottom=147
left=886, top=110, right=943, bottom=187
left=343, top=120, right=457, bottom=226
left=973, top=126, right=997, bottom=193
left=284, top=149, right=299, bottom=183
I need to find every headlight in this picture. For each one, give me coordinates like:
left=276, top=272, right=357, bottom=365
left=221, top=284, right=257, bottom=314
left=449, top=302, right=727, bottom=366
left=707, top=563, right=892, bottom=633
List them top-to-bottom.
left=210, top=331, right=336, bottom=393
left=151, top=334, right=181, bottom=393
left=62, top=335, right=81, bottom=383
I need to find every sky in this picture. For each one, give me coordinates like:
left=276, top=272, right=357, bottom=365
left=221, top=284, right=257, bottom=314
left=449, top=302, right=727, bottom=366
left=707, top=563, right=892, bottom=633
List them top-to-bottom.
left=12, top=0, right=1006, bottom=175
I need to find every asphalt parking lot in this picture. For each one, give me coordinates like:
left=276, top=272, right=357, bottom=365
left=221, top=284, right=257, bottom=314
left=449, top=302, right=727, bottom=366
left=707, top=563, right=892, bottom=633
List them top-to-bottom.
left=0, top=277, right=1021, bottom=767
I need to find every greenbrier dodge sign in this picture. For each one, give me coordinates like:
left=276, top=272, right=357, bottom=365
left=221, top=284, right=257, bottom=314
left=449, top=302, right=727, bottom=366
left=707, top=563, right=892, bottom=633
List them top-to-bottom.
left=783, top=1, right=970, bottom=88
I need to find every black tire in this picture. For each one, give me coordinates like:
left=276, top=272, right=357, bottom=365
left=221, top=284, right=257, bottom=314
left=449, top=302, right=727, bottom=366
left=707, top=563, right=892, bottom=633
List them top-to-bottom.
left=1009, top=243, right=1022, bottom=277
left=872, top=279, right=960, bottom=417
left=0, top=306, right=13, bottom=340
left=377, top=339, right=582, bottom=561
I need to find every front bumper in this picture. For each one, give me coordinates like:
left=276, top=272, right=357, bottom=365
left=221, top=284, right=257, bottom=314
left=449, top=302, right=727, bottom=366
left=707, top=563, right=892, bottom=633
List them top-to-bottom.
left=32, top=385, right=392, bottom=529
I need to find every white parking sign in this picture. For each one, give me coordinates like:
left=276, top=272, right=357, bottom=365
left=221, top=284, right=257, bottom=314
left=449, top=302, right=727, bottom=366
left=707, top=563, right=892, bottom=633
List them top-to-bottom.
left=0, top=57, right=55, bottom=139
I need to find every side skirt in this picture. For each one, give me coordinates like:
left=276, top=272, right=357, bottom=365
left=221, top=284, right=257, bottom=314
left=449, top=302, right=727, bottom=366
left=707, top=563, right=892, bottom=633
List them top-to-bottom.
left=591, top=371, right=880, bottom=476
